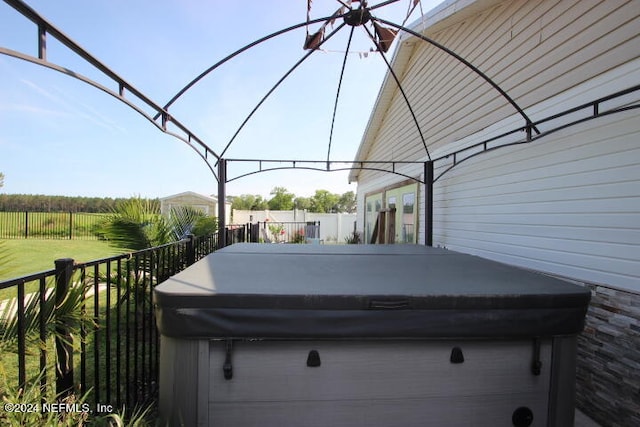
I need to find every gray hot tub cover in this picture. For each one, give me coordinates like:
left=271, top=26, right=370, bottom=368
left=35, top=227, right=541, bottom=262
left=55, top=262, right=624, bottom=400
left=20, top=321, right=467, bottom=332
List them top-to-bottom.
left=154, top=244, right=590, bottom=339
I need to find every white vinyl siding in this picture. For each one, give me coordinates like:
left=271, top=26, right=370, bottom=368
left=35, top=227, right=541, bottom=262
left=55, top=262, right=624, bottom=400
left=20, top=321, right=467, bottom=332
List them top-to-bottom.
left=354, top=0, right=640, bottom=292
left=354, top=0, right=639, bottom=169
left=433, top=109, right=640, bottom=291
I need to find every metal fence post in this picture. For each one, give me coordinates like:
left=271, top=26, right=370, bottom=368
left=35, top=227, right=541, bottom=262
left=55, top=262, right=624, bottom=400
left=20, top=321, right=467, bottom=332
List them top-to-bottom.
left=186, top=234, right=196, bottom=266
left=54, top=258, right=75, bottom=398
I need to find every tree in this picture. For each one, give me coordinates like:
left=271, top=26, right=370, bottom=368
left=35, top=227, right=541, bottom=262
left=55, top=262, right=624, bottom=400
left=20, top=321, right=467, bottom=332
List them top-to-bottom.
left=0, top=172, right=4, bottom=188
left=267, top=187, right=294, bottom=210
left=231, top=188, right=357, bottom=213
left=310, top=190, right=340, bottom=213
left=337, top=191, right=356, bottom=213
left=0, top=194, right=154, bottom=212
left=230, top=194, right=268, bottom=211
left=293, top=196, right=312, bottom=211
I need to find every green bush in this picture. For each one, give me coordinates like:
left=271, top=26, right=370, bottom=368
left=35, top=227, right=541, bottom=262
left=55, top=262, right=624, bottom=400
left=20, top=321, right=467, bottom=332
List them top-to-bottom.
left=192, top=216, right=218, bottom=237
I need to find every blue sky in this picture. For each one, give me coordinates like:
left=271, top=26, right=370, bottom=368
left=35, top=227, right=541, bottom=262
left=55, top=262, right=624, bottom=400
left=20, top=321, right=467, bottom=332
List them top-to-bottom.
left=0, top=0, right=439, bottom=199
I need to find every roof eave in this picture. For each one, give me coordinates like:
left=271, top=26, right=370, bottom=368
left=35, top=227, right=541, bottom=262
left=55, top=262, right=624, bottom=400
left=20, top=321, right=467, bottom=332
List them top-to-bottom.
left=349, top=0, right=504, bottom=183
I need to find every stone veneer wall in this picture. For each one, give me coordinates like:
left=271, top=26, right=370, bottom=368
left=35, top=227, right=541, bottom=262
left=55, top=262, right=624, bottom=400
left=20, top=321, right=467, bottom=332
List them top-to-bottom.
left=576, top=283, right=640, bottom=427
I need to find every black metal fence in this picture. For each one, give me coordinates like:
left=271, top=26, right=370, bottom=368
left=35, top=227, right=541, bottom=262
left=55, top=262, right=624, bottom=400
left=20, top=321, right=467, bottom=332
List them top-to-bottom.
left=0, top=211, right=108, bottom=240
left=0, top=213, right=323, bottom=244
left=0, top=221, right=317, bottom=421
left=0, top=233, right=217, bottom=417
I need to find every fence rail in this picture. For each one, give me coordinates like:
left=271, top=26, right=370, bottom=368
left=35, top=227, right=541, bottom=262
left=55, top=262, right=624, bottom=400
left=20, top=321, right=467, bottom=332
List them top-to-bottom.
left=0, top=211, right=108, bottom=240
left=0, top=212, right=323, bottom=244
left=0, top=221, right=314, bottom=421
left=0, top=233, right=218, bottom=416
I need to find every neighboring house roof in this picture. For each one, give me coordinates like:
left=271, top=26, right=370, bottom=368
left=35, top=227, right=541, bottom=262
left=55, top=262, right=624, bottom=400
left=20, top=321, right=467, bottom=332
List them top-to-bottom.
left=349, top=0, right=502, bottom=183
left=160, top=191, right=231, bottom=205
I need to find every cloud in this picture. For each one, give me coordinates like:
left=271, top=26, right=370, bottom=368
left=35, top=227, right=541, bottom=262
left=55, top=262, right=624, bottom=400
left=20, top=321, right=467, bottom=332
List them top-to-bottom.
left=16, top=78, right=127, bottom=133
left=0, top=103, right=71, bottom=117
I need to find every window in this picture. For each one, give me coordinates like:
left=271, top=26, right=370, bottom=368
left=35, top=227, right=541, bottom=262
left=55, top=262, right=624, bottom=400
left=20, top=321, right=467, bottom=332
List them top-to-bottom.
left=402, top=192, right=415, bottom=243
left=365, top=193, right=383, bottom=243
left=388, top=196, right=396, bottom=210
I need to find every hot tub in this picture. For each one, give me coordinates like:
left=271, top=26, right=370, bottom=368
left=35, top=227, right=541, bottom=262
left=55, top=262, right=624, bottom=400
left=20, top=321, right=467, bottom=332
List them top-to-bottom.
left=154, top=243, right=590, bottom=426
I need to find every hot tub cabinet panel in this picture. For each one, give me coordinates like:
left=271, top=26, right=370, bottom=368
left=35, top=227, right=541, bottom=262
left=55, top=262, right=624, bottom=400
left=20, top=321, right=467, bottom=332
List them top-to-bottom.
left=155, top=244, right=590, bottom=426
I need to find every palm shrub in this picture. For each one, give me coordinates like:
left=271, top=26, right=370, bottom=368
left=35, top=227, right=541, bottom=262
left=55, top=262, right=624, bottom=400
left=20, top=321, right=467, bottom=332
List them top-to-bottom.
left=98, top=197, right=171, bottom=251
left=100, top=199, right=216, bottom=251
left=99, top=202, right=216, bottom=303
left=167, top=205, right=214, bottom=240
left=344, top=230, right=362, bottom=244
left=0, top=240, right=11, bottom=280
left=0, top=268, right=96, bottom=388
left=0, top=276, right=93, bottom=352
left=1, top=368, right=153, bottom=426
left=1, top=369, right=92, bottom=426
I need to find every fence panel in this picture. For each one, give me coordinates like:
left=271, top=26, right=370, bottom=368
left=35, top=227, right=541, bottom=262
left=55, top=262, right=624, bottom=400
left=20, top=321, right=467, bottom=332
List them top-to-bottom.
left=0, top=211, right=108, bottom=240
left=0, top=211, right=26, bottom=239
left=254, top=221, right=320, bottom=243
left=0, top=233, right=219, bottom=421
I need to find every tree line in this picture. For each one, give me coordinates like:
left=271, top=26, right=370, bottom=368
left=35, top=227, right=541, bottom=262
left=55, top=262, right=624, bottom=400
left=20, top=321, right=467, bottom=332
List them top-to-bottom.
left=0, top=171, right=356, bottom=215
left=231, top=187, right=356, bottom=213
left=0, top=190, right=357, bottom=215
left=0, top=193, right=160, bottom=213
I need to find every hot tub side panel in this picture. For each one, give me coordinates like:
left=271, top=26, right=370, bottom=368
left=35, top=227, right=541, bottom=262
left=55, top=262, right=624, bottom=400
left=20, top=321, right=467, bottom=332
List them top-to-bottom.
left=159, top=336, right=209, bottom=427
left=204, top=339, right=554, bottom=427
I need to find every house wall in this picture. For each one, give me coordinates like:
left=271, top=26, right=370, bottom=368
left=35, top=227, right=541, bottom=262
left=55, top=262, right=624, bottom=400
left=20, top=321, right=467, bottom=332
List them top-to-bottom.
left=356, top=0, right=640, bottom=289
left=353, top=1, right=640, bottom=424
left=430, top=99, right=640, bottom=426
left=433, top=104, right=640, bottom=290
left=576, top=284, right=640, bottom=427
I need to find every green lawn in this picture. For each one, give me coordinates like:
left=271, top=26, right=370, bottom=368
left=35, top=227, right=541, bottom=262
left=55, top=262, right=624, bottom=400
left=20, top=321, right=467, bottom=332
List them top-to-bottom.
left=0, top=239, right=123, bottom=282
left=0, top=239, right=158, bottom=425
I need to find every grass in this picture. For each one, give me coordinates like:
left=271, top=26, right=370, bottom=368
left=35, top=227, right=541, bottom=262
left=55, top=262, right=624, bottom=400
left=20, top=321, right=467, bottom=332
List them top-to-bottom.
left=0, top=211, right=108, bottom=240
left=0, top=237, right=172, bottom=425
left=0, top=239, right=124, bottom=282
left=0, top=282, right=156, bottom=426
left=1, top=285, right=117, bottom=392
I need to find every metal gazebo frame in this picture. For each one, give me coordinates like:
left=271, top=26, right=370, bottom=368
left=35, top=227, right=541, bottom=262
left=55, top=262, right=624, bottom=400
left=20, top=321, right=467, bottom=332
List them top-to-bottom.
left=3, top=0, right=639, bottom=248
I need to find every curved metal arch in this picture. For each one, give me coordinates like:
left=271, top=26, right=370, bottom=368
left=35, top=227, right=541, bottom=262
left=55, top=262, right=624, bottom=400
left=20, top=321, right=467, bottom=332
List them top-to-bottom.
left=2, top=0, right=220, bottom=176
left=156, top=12, right=349, bottom=119
left=374, top=16, right=540, bottom=136
left=217, top=21, right=348, bottom=161
left=361, top=22, right=430, bottom=160
left=326, top=26, right=356, bottom=164
left=0, top=46, right=219, bottom=180
left=432, top=84, right=640, bottom=183
left=226, top=164, right=424, bottom=185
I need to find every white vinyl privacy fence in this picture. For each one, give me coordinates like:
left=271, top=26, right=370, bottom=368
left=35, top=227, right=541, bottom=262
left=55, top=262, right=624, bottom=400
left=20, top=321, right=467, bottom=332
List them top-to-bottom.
left=232, top=210, right=357, bottom=243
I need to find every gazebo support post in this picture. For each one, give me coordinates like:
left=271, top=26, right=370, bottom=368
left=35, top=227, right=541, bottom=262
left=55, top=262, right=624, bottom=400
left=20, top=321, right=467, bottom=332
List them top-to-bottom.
left=218, top=159, right=227, bottom=249
left=424, top=161, right=433, bottom=246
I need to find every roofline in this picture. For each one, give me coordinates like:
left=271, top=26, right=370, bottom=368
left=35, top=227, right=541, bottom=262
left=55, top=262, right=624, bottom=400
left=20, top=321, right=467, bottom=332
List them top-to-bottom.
left=349, top=0, right=504, bottom=182
left=160, top=191, right=218, bottom=202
